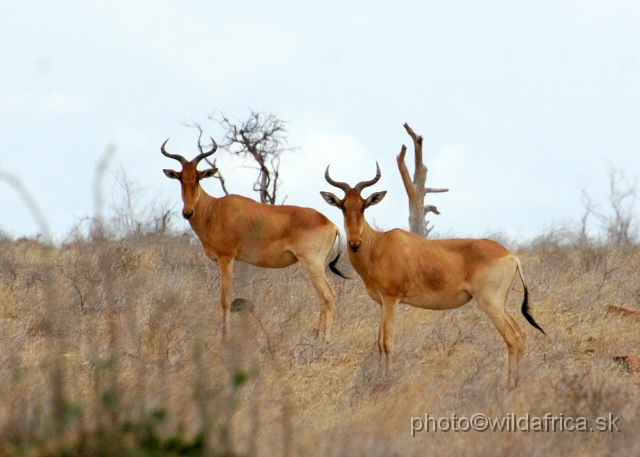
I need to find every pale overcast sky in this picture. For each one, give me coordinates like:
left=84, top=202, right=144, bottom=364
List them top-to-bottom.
left=1, top=2, right=639, bottom=242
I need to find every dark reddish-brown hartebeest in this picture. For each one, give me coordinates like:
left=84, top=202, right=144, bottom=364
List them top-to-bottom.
left=161, top=139, right=346, bottom=341
left=321, top=162, right=545, bottom=389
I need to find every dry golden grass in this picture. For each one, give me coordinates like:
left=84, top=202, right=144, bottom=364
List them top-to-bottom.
left=0, top=229, right=639, bottom=456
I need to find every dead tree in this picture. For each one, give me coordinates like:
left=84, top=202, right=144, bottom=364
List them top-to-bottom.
left=215, top=110, right=292, bottom=205
left=397, top=123, right=449, bottom=237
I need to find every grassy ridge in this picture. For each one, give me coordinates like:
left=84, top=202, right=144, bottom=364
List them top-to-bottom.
left=0, top=228, right=638, bottom=456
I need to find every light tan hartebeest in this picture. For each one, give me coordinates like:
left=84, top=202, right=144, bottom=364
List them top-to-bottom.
left=161, top=139, right=347, bottom=341
left=321, top=163, right=545, bottom=389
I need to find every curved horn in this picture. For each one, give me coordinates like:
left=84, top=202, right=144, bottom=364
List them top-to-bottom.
left=192, top=137, right=218, bottom=165
left=160, top=139, right=187, bottom=165
left=354, top=162, right=381, bottom=192
left=324, top=165, right=351, bottom=193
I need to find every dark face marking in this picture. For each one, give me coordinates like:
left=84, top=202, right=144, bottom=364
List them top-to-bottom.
left=164, top=161, right=217, bottom=220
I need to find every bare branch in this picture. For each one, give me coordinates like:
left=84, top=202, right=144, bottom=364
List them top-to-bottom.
left=213, top=110, right=292, bottom=204
left=182, top=120, right=228, bottom=196
left=182, top=120, right=205, bottom=153
left=403, top=122, right=424, bottom=179
left=396, top=145, right=415, bottom=199
left=208, top=157, right=229, bottom=196
left=594, top=168, right=638, bottom=244
left=579, top=189, right=595, bottom=244
left=424, top=205, right=440, bottom=215
left=425, top=221, right=434, bottom=237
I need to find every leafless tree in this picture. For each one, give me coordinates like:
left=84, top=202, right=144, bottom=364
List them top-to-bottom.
left=214, top=110, right=292, bottom=205
left=396, top=123, right=449, bottom=237
left=597, top=168, right=638, bottom=245
left=578, top=189, right=595, bottom=245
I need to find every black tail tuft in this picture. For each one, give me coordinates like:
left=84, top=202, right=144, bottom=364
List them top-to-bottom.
left=329, top=251, right=350, bottom=279
left=521, top=286, right=546, bottom=335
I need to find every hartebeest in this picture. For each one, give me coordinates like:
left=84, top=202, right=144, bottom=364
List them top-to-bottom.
left=161, top=139, right=346, bottom=341
left=321, top=163, right=545, bottom=389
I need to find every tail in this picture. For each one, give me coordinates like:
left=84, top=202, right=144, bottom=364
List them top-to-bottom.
left=328, top=229, right=350, bottom=279
left=517, top=259, right=545, bottom=335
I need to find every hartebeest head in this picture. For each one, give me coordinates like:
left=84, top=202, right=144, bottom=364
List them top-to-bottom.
left=161, top=138, right=218, bottom=220
left=321, top=162, right=387, bottom=252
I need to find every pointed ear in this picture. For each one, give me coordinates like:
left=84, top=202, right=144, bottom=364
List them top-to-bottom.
left=199, top=168, right=218, bottom=179
left=163, top=169, right=180, bottom=179
left=320, top=191, right=342, bottom=208
left=364, top=191, right=387, bottom=208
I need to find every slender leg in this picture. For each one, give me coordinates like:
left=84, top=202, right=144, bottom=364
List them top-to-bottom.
left=218, top=257, right=234, bottom=342
left=299, top=258, right=337, bottom=343
left=379, top=296, right=399, bottom=375
left=476, top=296, right=524, bottom=389
left=377, top=303, right=384, bottom=354
left=505, top=312, right=525, bottom=366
